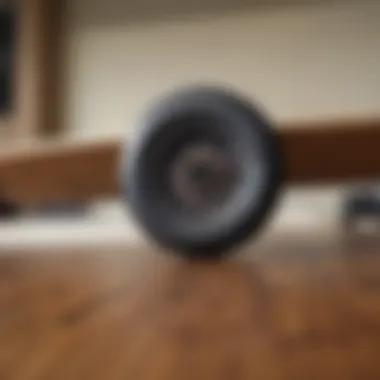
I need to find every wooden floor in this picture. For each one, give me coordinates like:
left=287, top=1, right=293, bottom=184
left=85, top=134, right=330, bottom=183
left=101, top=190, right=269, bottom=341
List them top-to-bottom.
left=2, top=234, right=380, bottom=379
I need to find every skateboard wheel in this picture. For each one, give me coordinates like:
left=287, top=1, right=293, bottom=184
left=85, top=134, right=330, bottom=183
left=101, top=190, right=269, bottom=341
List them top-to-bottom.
left=121, top=86, right=282, bottom=258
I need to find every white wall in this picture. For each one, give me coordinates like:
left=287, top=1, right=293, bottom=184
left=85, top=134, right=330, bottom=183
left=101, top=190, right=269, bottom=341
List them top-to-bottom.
left=64, top=0, right=380, bottom=141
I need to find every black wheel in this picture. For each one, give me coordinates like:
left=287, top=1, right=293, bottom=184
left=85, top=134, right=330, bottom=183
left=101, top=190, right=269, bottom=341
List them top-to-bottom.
left=121, top=85, right=283, bottom=258
left=342, top=187, right=380, bottom=233
left=0, top=198, right=20, bottom=219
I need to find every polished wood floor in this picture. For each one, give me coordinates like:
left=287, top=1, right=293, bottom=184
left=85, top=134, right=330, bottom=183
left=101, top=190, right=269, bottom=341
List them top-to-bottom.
left=1, top=234, right=380, bottom=380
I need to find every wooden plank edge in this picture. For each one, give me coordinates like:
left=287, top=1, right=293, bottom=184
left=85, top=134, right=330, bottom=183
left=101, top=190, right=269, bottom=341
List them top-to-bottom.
left=0, top=117, right=379, bottom=205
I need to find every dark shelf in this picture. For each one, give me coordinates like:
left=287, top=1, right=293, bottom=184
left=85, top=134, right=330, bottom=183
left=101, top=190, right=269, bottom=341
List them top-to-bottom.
left=0, top=6, right=14, bottom=116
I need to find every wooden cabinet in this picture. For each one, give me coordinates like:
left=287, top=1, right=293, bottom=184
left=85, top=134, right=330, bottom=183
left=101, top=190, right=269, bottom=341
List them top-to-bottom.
left=0, top=0, right=63, bottom=143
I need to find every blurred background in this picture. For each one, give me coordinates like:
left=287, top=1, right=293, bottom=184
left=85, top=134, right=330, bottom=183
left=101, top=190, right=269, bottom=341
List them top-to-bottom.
left=0, top=0, right=379, bottom=249
left=1, top=1, right=380, bottom=379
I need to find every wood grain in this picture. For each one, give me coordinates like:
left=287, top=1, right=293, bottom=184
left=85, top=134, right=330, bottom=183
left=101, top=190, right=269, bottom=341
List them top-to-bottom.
left=0, top=117, right=379, bottom=205
left=282, top=117, right=380, bottom=183
left=0, top=139, right=119, bottom=205
left=1, top=235, right=380, bottom=379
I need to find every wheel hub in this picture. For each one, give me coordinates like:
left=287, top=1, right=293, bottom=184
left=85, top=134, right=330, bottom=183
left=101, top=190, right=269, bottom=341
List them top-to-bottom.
left=170, top=142, right=237, bottom=211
